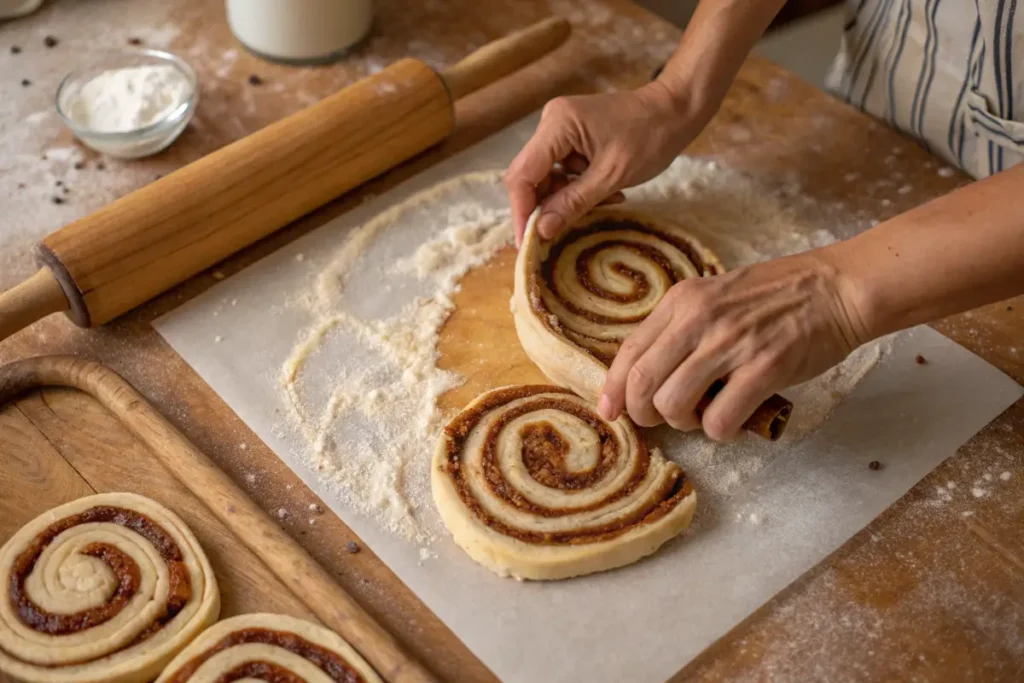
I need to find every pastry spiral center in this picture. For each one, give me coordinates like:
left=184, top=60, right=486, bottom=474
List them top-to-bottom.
left=537, top=219, right=722, bottom=364
left=441, top=386, right=691, bottom=545
left=520, top=421, right=601, bottom=486
left=9, top=506, right=190, bottom=639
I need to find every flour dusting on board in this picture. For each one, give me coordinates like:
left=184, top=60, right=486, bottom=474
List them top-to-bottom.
left=276, top=157, right=885, bottom=544
left=279, top=172, right=510, bottom=543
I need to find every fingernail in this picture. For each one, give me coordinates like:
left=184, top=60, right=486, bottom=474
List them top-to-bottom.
left=536, top=212, right=563, bottom=238
left=598, top=394, right=612, bottom=420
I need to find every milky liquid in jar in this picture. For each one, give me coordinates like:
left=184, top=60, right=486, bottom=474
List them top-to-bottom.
left=225, top=0, right=373, bottom=64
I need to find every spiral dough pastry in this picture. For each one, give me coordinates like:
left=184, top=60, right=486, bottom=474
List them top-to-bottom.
left=512, top=205, right=725, bottom=404
left=432, top=386, right=696, bottom=580
left=0, top=493, right=220, bottom=683
left=156, top=612, right=382, bottom=683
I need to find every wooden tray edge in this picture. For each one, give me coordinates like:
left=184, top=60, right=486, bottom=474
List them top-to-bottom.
left=0, top=355, right=438, bottom=683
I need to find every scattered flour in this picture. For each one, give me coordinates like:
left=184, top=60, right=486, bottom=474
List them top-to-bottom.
left=0, top=2, right=184, bottom=291
left=276, top=157, right=888, bottom=544
left=279, top=171, right=510, bottom=543
left=999, top=471, right=1011, bottom=481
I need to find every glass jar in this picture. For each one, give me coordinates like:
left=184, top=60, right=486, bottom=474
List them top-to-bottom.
left=225, top=0, right=373, bottom=65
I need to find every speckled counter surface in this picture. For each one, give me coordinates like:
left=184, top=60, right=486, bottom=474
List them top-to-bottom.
left=0, top=1, right=1022, bottom=681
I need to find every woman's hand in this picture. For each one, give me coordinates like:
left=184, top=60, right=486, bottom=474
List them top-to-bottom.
left=502, top=0, right=799, bottom=247
left=504, top=83, right=701, bottom=246
left=597, top=249, right=869, bottom=440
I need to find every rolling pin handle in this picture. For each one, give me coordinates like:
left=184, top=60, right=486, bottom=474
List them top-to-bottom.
left=441, top=16, right=572, bottom=101
left=0, top=268, right=71, bottom=343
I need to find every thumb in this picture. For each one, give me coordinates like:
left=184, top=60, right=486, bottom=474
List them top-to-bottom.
left=534, top=162, right=617, bottom=239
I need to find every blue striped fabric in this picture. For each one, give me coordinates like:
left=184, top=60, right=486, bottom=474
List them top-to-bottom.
left=825, top=0, right=1024, bottom=178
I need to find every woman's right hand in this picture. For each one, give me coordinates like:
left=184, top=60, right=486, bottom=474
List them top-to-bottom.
left=504, top=82, right=705, bottom=246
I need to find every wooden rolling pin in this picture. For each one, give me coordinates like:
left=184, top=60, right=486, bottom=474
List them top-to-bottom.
left=0, top=17, right=571, bottom=342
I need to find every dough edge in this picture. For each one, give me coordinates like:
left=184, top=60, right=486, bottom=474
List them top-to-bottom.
left=156, top=612, right=382, bottom=683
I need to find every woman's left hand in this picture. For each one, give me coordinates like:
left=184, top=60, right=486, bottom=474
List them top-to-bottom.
left=597, top=249, right=869, bottom=440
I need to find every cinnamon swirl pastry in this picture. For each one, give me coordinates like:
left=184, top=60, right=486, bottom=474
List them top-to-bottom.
left=513, top=205, right=792, bottom=440
left=432, top=385, right=696, bottom=580
left=0, top=493, right=219, bottom=683
left=156, top=613, right=382, bottom=683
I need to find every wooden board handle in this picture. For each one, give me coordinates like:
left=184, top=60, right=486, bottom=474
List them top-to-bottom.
left=442, top=16, right=571, bottom=100
left=0, top=268, right=69, bottom=343
left=0, top=356, right=439, bottom=683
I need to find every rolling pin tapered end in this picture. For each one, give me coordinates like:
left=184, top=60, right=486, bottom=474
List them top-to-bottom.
left=441, top=16, right=572, bottom=101
left=0, top=268, right=71, bottom=343
left=696, top=380, right=794, bottom=441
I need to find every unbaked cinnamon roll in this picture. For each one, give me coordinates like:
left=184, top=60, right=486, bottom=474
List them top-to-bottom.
left=513, top=205, right=792, bottom=440
left=432, top=385, right=696, bottom=580
left=0, top=493, right=219, bottom=683
left=156, top=613, right=382, bottom=682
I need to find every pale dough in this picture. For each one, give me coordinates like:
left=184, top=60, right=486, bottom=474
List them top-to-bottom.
left=512, top=205, right=725, bottom=403
left=432, top=386, right=696, bottom=580
left=0, top=492, right=220, bottom=683
left=156, top=612, right=383, bottom=682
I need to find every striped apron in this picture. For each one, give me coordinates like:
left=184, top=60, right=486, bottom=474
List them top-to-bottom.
left=825, top=0, right=1024, bottom=178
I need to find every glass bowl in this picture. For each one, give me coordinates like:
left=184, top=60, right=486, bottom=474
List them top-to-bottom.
left=55, top=48, right=198, bottom=160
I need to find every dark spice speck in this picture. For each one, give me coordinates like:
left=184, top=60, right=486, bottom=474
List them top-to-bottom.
left=43, top=35, right=58, bottom=48
left=128, top=37, right=142, bottom=46
left=11, top=45, right=21, bottom=54
left=248, top=74, right=264, bottom=86
left=21, top=78, right=30, bottom=87
left=73, top=161, right=85, bottom=170
left=96, top=162, right=106, bottom=170
left=55, top=180, right=63, bottom=187
left=51, top=196, right=64, bottom=205
left=915, top=354, right=927, bottom=365
left=869, top=460, right=882, bottom=471
left=346, top=541, right=360, bottom=554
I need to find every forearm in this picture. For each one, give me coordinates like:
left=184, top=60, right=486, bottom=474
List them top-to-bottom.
left=652, top=0, right=789, bottom=120
left=830, top=164, right=1024, bottom=342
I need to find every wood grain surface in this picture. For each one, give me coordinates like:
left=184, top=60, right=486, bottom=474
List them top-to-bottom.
left=1, top=1, right=1022, bottom=681
left=42, top=57, right=453, bottom=328
left=0, top=356, right=436, bottom=683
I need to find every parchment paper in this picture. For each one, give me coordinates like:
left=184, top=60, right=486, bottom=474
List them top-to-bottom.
left=155, top=114, right=1023, bottom=683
